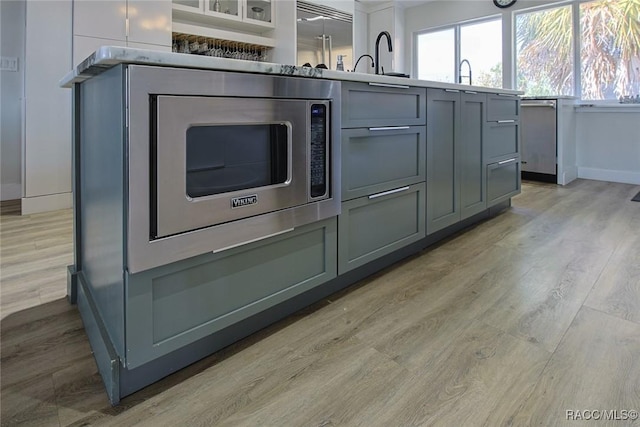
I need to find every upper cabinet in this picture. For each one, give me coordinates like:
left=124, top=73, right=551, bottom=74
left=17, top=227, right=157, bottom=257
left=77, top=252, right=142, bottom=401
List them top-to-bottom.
left=73, top=0, right=171, bottom=65
left=128, top=0, right=173, bottom=46
left=172, top=0, right=274, bottom=32
left=367, top=4, right=404, bottom=75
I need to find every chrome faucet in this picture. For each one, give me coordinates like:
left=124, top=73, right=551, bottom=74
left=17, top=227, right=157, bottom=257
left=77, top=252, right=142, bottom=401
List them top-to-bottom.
left=374, top=31, right=393, bottom=75
left=353, top=54, right=375, bottom=73
left=459, top=59, right=472, bottom=85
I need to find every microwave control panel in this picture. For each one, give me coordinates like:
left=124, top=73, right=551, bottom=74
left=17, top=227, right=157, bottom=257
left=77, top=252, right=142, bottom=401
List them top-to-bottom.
left=310, top=103, right=328, bottom=199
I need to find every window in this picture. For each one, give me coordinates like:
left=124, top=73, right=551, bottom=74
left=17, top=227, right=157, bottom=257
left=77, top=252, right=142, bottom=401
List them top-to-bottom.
left=516, top=0, right=640, bottom=100
left=580, top=0, right=640, bottom=100
left=515, top=5, right=574, bottom=97
left=415, top=17, right=502, bottom=88
left=460, top=19, right=503, bottom=88
left=416, top=28, right=455, bottom=82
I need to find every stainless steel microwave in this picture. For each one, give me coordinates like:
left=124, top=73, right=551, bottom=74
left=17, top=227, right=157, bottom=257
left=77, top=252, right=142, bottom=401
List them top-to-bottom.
left=126, top=66, right=341, bottom=273
left=153, top=96, right=330, bottom=238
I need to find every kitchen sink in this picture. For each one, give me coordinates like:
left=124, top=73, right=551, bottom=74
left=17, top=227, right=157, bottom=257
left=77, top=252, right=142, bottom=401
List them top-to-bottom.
left=383, top=72, right=410, bottom=78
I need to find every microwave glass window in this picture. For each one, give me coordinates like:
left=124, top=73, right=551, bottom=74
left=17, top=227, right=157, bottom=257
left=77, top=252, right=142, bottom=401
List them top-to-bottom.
left=186, top=124, right=288, bottom=198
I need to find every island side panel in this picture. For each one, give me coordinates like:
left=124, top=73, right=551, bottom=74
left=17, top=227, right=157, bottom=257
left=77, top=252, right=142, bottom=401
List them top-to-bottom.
left=79, top=65, right=127, bottom=358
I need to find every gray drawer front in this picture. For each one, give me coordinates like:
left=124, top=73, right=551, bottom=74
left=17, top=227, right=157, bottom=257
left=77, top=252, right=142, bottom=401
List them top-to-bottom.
left=342, top=82, right=426, bottom=128
left=487, top=94, right=520, bottom=121
left=485, top=122, right=519, bottom=161
left=342, top=126, right=426, bottom=201
left=487, top=158, right=521, bottom=206
left=338, top=183, right=426, bottom=274
left=125, top=218, right=337, bottom=368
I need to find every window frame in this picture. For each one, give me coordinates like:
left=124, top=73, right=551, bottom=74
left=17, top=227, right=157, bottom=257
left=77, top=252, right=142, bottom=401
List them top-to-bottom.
left=513, top=0, right=636, bottom=100
left=513, top=1, right=577, bottom=97
left=413, top=15, right=502, bottom=85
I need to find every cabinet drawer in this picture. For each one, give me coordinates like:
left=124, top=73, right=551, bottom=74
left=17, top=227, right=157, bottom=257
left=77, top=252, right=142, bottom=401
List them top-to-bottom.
left=342, top=82, right=426, bottom=128
left=487, top=94, right=520, bottom=121
left=485, top=121, right=519, bottom=161
left=342, top=126, right=426, bottom=201
left=487, top=158, right=521, bottom=206
left=338, top=183, right=425, bottom=274
left=125, top=218, right=337, bottom=368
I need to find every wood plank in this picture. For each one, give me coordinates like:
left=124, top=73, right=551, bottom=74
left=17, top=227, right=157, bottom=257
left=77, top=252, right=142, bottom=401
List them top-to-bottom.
left=585, top=233, right=640, bottom=325
left=479, top=239, right=612, bottom=352
left=508, top=306, right=640, bottom=426
left=368, top=322, right=550, bottom=427
left=0, top=373, right=60, bottom=427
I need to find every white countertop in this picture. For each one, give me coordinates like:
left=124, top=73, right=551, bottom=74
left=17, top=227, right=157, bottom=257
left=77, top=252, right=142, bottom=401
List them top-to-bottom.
left=60, top=46, right=522, bottom=96
left=521, top=96, right=578, bottom=100
left=574, top=102, right=640, bottom=113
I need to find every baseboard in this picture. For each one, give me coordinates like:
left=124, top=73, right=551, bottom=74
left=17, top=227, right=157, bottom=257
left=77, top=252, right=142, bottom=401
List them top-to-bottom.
left=560, top=167, right=578, bottom=185
left=577, top=167, right=640, bottom=185
left=1, top=183, right=22, bottom=201
left=21, top=192, right=72, bottom=214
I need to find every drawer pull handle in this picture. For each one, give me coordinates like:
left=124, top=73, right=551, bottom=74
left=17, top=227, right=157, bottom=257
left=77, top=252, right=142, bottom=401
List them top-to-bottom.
left=369, top=82, right=411, bottom=89
left=445, top=89, right=460, bottom=93
left=464, top=90, right=478, bottom=94
left=497, top=93, right=516, bottom=97
left=497, top=120, right=516, bottom=124
left=368, top=126, right=411, bottom=131
left=498, top=158, right=517, bottom=165
left=368, top=186, right=410, bottom=200
left=212, top=228, right=295, bottom=254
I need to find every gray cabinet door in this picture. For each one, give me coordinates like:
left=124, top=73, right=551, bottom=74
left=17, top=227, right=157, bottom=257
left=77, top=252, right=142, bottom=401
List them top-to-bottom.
left=341, top=82, right=426, bottom=128
left=427, top=88, right=460, bottom=235
left=460, top=92, right=487, bottom=220
left=486, top=93, right=520, bottom=122
left=484, top=121, right=520, bottom=162
left=341, top=126, right=426, bottom=201
left=487, top=157, right=521, bottom=206
left=338, top=183, right=426, bottom=274
left=125, top=218, right=338, bottom=368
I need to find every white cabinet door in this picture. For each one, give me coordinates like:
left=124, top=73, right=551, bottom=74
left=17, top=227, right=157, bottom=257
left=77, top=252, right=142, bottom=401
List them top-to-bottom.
left=73, top=0, right=127, bottom=41
left=128, top=0, right=172, bottom=46
left=203, top=0, right=241, bottom=18
left=243, top=0, right=273, bottom=26
left=367, top=6, right=404, bottom=74
left=368, top=7, right=394, bottom=73
left=127, top=41, right=172, bottom=51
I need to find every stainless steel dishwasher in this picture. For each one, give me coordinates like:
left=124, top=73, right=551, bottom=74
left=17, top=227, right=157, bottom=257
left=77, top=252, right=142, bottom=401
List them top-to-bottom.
left=521, top=99, right=557, bottom=183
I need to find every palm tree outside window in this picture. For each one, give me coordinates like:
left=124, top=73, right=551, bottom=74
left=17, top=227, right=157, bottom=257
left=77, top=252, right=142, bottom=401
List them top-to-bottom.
left=516, top=0, right=640, bottom=100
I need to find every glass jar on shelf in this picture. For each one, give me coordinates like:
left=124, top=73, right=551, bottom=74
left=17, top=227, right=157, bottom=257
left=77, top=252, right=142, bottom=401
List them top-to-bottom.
left=244, top=0, right=272, bottom=24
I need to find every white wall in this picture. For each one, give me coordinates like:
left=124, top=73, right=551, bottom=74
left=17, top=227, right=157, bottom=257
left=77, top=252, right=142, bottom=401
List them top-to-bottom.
left=1, top=0, right=25, bottom=201
left=22, top=0, right=73, bottom=213
left=575, top=109, right=640, bottom=185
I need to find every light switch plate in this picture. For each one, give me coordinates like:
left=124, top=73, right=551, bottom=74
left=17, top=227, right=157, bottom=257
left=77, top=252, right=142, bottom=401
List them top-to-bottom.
left=1, top=57, right=18, bottom=72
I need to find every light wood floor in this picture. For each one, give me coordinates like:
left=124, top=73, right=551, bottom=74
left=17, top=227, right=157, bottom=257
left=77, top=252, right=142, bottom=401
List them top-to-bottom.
left=2, top=180, right=639, bottom=426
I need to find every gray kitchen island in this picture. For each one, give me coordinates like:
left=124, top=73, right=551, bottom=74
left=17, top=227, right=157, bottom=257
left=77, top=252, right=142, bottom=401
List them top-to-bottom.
left=62, top=47, right=521, bottom=404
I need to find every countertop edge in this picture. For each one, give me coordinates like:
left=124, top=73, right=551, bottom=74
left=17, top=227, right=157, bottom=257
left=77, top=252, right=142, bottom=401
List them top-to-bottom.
left=60, top=46, right=523, bottom=95
left=574, top=103, right=640, bottom=113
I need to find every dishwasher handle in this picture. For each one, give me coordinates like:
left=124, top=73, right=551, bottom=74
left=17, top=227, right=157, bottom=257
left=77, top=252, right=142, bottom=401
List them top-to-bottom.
left=521, top=101, right=557, bottom=109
